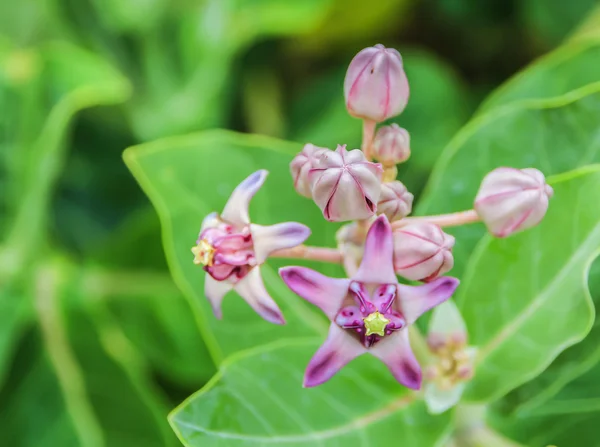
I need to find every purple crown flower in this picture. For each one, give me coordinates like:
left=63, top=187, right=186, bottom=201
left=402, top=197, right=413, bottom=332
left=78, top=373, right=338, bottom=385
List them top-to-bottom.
left=192, top=170, right=310, bottom=324
left=280, top=215, right=459, bottom=388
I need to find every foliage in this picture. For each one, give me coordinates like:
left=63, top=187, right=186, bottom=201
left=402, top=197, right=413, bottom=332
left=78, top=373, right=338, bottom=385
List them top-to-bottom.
left=1, top=0, right=600, bottom=446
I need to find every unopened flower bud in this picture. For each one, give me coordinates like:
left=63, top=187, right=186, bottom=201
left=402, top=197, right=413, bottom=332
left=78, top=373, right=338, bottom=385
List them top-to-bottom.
left=344, top=44, right=409, bottom=122
left=372, top=124, right=411, bottom=165
left=290, top=143, right=328, bottom=197
left=309, top=145, right=383, bottom=222
left=474, top=167, right=553, bottom=238
left=377, top=181, right=413, bottom=221
left=393, top=223, right=455, bottom=281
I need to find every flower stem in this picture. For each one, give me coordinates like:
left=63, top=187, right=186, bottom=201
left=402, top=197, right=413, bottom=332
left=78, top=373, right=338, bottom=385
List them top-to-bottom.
left=361, top=118, right=377, bottom=160
left=392, top=209, right=480, bottom=229
left=270, top=245, right=343, bottom=264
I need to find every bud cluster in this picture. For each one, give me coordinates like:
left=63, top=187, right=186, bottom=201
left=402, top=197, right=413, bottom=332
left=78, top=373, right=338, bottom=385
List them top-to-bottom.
left=188, top=43, right=555, bottom=400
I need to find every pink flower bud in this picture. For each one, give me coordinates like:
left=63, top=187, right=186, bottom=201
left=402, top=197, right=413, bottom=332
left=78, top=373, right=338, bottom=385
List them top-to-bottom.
left=344, top=44, right=410, bottom=122
left=372, top=124, right=411, bottom=165
left=290, top=143, right=328, bottom=197
left=309, top=145, right=383, bottom=222
left=474, top=167, right=553, bottom=238
left=377, top=181, right=413, bottom=221
left=393, top=223, right=455, bottom=281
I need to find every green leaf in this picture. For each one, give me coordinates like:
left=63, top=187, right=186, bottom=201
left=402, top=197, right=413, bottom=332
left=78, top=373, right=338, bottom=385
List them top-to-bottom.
left=418, top=83, right=600, bottom=278
left=124, top=130, right=340, bottom=364
left=458, top=166, right=600, bottom=402
left=27, top=261, right=178, bottom=447
left=169, top=339, right=451, bottom=447
left=490, top=360, right=600, bottom=447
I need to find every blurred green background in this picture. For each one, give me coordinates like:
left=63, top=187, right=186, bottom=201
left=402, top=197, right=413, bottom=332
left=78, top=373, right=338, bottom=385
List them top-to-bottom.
left=1, top=0, right=599, bottom=446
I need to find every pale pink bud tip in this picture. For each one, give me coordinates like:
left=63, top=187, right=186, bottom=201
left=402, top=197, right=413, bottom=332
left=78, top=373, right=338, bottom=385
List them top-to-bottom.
left=344, top=44, right=410, bottom=122
left=372, top=124, right=411, bottom=165
left=290, top=143, right=328, bottom=198
left=309, top=145, right=383, bottom=222
left=474, top=167, right=552, bottom=238
left=377, top=181, right=413, bottom=221
left=393, top=223, right=455, bottom=281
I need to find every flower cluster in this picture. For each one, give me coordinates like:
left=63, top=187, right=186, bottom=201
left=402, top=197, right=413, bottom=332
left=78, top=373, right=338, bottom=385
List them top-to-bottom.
left=190, top=44, right=553, bottom=411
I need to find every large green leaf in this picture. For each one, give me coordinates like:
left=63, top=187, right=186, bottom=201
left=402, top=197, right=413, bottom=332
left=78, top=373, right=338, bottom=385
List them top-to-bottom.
left=124, top=130, right=342, bottom=364
left=457, top=166, right=600, bottom=402
left=26, top=261, right=178, bottom=447
left=169, top=339, right=451, bottom=447
left=490, top=360, right=600, bottom=447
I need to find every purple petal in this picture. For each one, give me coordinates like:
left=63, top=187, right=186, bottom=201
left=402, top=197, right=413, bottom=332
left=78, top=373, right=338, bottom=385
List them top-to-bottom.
left=221, top=170, right=268, bottom=227
left=353, top=215, right=397, bottom=284
left=251, top=222, right=311, bottom=264
left=279, top=267, right=350, bottom=320
left=234, top=268, right=285, bottom=325
left=204, top=275, right=234, bottom=319
left=396, top=277, right=460, bottom=325
left=304, top=324, right=366, bottom=387
left=370, top=329, right=422, bottom=389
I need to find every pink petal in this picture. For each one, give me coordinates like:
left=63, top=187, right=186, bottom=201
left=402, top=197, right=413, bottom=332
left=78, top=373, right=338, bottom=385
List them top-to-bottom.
left=221, top=170, right=268, bottom=227
left=353, top=215, right=397, bottom=284
left=251, top=222, right=311, bottom=264
left=279, top=267, right=351, bottom=320
left=234, top=268, right=285, bottom=325
left=204, top=275, right=233, bottom=319
left=396, top=277, right=460, bottom=325
left=304, top=324, right=366, bottom=387
left=370, top=329, right=422, bottom=389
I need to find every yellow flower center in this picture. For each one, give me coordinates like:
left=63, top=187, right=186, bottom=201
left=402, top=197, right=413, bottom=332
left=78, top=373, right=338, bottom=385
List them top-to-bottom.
left=191, top=239, right=216, bottom=266
left=363, top=311, right=390, bottom=337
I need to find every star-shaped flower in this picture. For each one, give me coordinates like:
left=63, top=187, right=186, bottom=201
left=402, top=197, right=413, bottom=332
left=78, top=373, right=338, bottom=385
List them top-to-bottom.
left=194, top=170, right=311, bottom=324
left=280, top=215, right=459, bottom=388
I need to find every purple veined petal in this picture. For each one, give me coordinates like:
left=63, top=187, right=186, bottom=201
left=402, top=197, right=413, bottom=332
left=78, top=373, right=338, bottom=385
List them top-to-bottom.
left=221, top=170, right=268, bottom=227
left=353, top=215, right=397, bottom=284
left=251, top=222, right=311, bottom=264
left=279, top=266, right=351, bottom=320
left=234, top=267, right=285, bottom=325
left=204, top=275, right=234, bottom=319
left=396, top=277, right=460, bottom=325
left=304, top=323, right=366, bottom=387
left=369, top=329, right=422, bottom=389
left=424, top=382, right=465, bottom=414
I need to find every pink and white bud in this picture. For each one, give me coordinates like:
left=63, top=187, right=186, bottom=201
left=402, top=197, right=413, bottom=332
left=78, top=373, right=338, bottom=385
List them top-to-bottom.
left=344, top=44, right=410, bottom=122
left=372, top=124, right=411, bottom=165
left=290, top=143, right=328, bottom=198
left=309, top=145, right=383, bottom=222
left=474, top=167, right=553, bottom=238
left=377, top=181, right=413, bottom=221
left=393, top=222, right=455, bottom=281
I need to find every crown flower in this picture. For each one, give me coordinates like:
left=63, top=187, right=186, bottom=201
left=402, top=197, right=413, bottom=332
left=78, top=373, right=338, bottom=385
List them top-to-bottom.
left=290, top=143, right=328, bottom=198
left=192, top=170, right=310, bottom=324
left=377, top=180, right=414, bottom=221
left=280, top=215, right=459, bottom=388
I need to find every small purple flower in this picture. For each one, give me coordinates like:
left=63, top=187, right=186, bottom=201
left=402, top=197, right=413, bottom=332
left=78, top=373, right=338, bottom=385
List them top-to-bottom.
left=344, top=44, right=410, bottom=122
left=290, top=143, right=328, bottom=198
left=309, top=145, right=383, bottom=222
left=474, top=167, right=553, bottom=238
left=192, top=170, right=310, bottom=324
left=280, top=215, right=459, bottom=388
